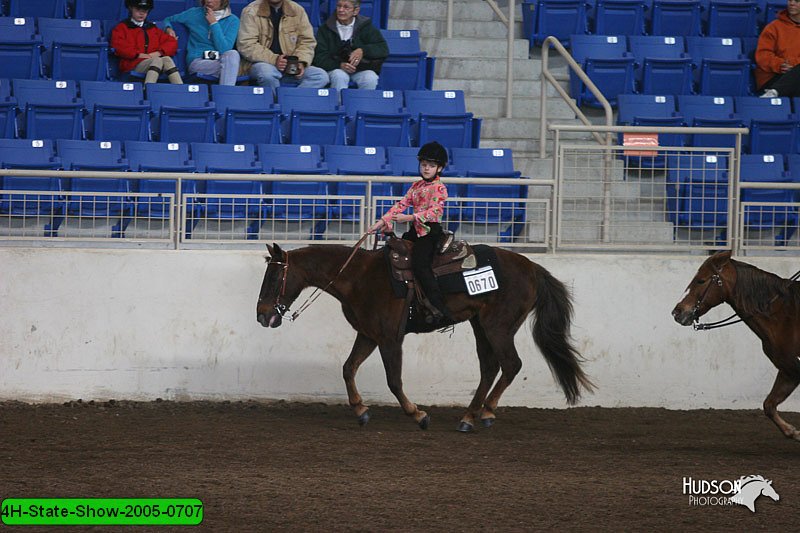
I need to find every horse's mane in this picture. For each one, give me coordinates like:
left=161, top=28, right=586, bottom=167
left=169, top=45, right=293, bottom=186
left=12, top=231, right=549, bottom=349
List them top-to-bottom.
left=732, top=261, right=800, bottom=316
left=738, top=474, right=769, bottom=485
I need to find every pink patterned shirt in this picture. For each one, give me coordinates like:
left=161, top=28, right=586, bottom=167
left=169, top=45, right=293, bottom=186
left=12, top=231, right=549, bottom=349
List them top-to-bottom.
left=381, top=177, right=448, bottom=237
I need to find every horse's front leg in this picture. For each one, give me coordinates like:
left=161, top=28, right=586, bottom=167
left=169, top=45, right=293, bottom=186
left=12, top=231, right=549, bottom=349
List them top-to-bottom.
left=343, top=332, right=378, bottom=426
left=379, top=341, right=429, bottom=429
left=763, top=370, right=800, bottom=440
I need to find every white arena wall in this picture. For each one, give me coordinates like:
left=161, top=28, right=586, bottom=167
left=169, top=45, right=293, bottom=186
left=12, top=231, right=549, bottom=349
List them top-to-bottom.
left=1, top=247, right=798, bottom=411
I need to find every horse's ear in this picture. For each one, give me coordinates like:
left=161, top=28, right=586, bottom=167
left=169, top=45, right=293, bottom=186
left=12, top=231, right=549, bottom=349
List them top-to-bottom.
left=266, top=243, right=274, bottom=257
left=272, top=243, right=284, bottom=259
left=711, top=250, right=732, bottom=268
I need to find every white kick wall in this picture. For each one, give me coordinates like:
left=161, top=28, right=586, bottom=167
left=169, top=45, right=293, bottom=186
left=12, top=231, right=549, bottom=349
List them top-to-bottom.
left=1, top=247, right=798, bottom=411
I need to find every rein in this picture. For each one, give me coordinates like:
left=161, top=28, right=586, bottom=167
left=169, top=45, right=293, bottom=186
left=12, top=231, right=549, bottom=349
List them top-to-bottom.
left=272, top=233, right=370, bottom=322
left=693, top=267, right=800, bottom=331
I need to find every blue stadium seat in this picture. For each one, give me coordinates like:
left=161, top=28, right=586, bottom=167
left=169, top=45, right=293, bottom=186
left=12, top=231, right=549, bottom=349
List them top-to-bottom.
left=8, top=0, right=66, bottom=17
left=74, top=0, right=126, bottom=21
left=146, top=0, right=193, bottom=21
left=228, top=0, right=251, bottom=18
left=296, top=0, right=322, bottom=27
left=324, top=0, right=382, bottom=27
left=523, top=0, right=588, bottom=47
left=593, top=0, right=647, bottom=36
left=650, top=0, right=702, bottom=36
left=707, top=0, right=759, bottom=37
left=763, top=0, right=783, bottom=26
left=0, top=17, right=44, bottom=79
left=38, top=17, right=109, bottom=81
left=378, top=29, right=433, bottom=91
left=569, top=34, right=635, bottom=107
left=629, top=36, right=693, bottom=95
left=686, top=37, right=751, bottom=96
left=0, top=78, right=16, bottom=138
left=12, top=79, right=83, bottom=140
left=80, top=80, right=150, bottom=142
left=145, top=83, right=216, bottom=143
left=211, top=85, right=280, bottom=145
left=277, top=87, right=345, bottom=145
left=341, top=89, right=410, bottom=147
left=404, top=90, right=480, bottom=149
left=617, top=94, right=684, bottom=163
left=677, top=94, right=743, bottom=148
left=735, top=96, right=797, bottom=154
left=0, top=138, right=63, bottom=222
left=56, top=139, right=127, bottom=170
left=124, top=140, right=198, bottom=223
left=191, top=142, right=261, bottom=174
left=258, top=143, right=327, bottom=174
left=323, top=144, right=392, bottom=220
left=387, top=145, right=423, bottom=177
left=449, top=147, right=521, bottom=178
left=667, top=153, right=729, bottom=232
left=740, top=153, right=797, bottom=244
left=66, top=174, right=134, bottom=238
left=268, top=179, right=329, bottom=232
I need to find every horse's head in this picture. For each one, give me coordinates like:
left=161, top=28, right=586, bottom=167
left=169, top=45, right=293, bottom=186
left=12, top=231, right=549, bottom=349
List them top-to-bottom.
left=256, top=243, right=294, bottom=329
left=672, top=250, right=736, bottom=326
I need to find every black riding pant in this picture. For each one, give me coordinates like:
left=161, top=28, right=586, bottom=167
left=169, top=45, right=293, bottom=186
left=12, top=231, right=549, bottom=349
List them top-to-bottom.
left=761, top=65, right=800, bottom=97
left=402, top=223, right=447, bottom=311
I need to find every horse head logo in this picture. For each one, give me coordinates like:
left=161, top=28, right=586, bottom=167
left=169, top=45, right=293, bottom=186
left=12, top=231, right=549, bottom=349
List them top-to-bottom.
left=730, top=475, right=780, bottom=513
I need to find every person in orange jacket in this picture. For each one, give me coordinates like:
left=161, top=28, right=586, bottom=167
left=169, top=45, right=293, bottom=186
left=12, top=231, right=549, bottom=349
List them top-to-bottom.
left=111, top=0, right=183, bottom=84
left=755, top=0, right=800, bottom=97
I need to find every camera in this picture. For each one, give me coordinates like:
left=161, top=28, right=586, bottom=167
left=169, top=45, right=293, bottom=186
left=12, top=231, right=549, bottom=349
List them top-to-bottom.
left=203, top=50, right=219, bottom=60
left=284, top=55, right=301, bottom=76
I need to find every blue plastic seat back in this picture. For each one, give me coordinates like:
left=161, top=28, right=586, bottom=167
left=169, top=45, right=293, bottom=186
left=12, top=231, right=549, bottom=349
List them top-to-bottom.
left=8, top=0, right=66, bottom=17
left=74, top=0, right=126, bottom=21
left=146, top=0, right=193, bottom=21
left=229, top=0, right=252, bottom=17
left=295, top=0, right=322, bottom=27
left=529, top=0, right=588, bottom=46
left=594, top=0, right=647, bottom=36
left=651, top=0, right=702, bottom=36
left=707, top=0, right=759, bottom=37
left=0, top=16, right=38, bottom=42
left=39, top=17, right=105, bottom=45
left=0, top=27, right=44, bottom=79
left=380, top=29, right=423, bottom=55
left=378, top=31, right=428, bottom=91
left=569, top=34, right=635, bottom=105
left=629, top=36, right=693, bottom=94
left=686, top=36, right=750, bottom=95
left=12, top=79, right=83, bottom=139
left=80, top=80, right=150, bottom=141
left=145, top=83, right=215, bottom=142
left=145, top=83, right=211, bottom=115
left=212, top=85, right=280, bottom=144
left=277, top=87, right=339, bottom=114
left=277, top=87, right=344, bottom=144
left=341, top=89, right=404, bottom=117
left=342, top=89, right=409, bottom=147
left=405, top=89, right=467, bottom=116
left=617, top=94, right=678, bottom=124
left=678, top=94, right=742, bottom=148
left=736, top=95, right=797, bottom=154
left=0, top=138, right=59, bottom=167
left=0, top=139, right=64, bottom=215
left=57, top=139, right=127, bottom=170
left=124, top=140, right=194, bottom=171
left=191, top=142, right=260, bottom=173
left=258, top=143, right=327, bottom=174
left=323, top=145, right=389, bottom=175
left=387, top=146, right=423, bottom=178
left=450, top=147, right=521, bottom=178
left=666, top=153, right=729, bottom=227
left=739, top=153, right=796, bottom=231
left=68, top=176, right=133, bottom=217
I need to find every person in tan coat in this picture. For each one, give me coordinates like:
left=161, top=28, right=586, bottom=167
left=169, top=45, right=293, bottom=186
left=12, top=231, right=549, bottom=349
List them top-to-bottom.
left=237, top=0, right=328, bottom=95
left=755, top=0, right=800, bottom=97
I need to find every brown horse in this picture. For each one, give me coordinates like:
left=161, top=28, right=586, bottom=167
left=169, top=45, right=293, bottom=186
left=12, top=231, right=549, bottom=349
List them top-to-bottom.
left=256, top=243, right=594, bottom=431
left=672, top=250, right=800, bottom=441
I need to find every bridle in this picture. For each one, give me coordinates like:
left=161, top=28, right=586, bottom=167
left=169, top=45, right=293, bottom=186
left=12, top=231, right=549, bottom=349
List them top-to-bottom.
left=260, top=233, right=370, bottom=323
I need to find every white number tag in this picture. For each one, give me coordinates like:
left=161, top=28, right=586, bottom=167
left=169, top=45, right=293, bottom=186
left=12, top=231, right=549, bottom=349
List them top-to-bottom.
left=463, top=266, right=498, bottom=295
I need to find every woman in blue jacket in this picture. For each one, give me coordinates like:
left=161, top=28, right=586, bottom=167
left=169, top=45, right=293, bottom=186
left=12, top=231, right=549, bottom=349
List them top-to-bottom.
left=164, top=0, right=240, bottom=85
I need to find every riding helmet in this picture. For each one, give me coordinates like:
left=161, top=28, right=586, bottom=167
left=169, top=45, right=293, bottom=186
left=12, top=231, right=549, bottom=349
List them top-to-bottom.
left=126, top=0, right=154, bottom=10
left=417, top=141, right=448, bottom=167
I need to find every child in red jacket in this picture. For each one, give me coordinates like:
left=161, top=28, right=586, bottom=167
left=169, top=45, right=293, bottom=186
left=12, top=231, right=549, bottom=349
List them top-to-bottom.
left=111, top=0, right=183, bottom=84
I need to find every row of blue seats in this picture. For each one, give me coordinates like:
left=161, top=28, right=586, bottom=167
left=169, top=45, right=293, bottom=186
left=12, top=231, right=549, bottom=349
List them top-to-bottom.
left=0, top=0, right=391, bottom=29
left=524, top=0, right=782, bottom=46
left=0, top=18, right=433, bottom=90
left=570, top=34, right=760, bottom=105
left=0, top=82, right=481, bottom=148
left=618, top=94, right=800, bottom=155
left=0, top=140, right=525, bottom=238
left=667, top=152, right=799, bottom=244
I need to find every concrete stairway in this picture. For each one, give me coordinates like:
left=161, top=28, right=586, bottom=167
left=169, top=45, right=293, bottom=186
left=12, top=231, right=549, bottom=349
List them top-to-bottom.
left=388, top=0, right=596, bottom=180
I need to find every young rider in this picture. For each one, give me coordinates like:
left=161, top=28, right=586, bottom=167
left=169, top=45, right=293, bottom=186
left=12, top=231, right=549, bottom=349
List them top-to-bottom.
left=369, top=141, right=453, bottom=322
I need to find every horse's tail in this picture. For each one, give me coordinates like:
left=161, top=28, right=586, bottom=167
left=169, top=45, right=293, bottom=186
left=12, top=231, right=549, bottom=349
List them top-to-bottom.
left=530, top=263, right=594, bottom=405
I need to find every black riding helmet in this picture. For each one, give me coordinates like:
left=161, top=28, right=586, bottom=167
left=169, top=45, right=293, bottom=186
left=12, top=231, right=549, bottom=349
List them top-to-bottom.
left=126, top=0, right=154, bottom=10
left=417, top=141, right=448, bottom=167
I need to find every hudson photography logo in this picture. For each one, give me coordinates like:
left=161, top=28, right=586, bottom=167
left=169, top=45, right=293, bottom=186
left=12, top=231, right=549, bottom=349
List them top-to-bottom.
left=682, top=475, right=780, bottom=512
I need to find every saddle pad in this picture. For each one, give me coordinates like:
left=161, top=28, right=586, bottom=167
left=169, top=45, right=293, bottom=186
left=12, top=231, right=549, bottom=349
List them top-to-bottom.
left=385, top=244, right=500, bottom=298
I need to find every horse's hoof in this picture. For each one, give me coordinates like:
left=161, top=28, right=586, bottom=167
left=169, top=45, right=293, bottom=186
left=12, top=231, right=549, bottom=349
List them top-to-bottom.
left=358, top=410, right=370, bottom=426
left=418, top=415, right=430, bottom=430
left=481, top=417, right=494, bottom=428
left=457, top=421, right=474, bottom=433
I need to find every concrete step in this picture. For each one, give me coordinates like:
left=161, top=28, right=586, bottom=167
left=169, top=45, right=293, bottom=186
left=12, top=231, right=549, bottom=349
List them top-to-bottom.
left=389, top=0, right=522, bottom=21
left=389, top=19, right=524, bottom=40
left=420, top=37, right=530, bottom=60
left=434, top=57, right=540, bottom=81
left=433, top=77, right=559, bottom=98
left=466, top=95, right=578, bottom=120
left=478, top=138, right=540, bottom=155
left=559, top=221, right=675, bottom=244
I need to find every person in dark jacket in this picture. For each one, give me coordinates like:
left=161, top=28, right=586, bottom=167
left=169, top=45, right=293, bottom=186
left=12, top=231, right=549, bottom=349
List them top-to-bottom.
left=111, top=0, right=183, bottom=84
left=312, top=0, right=389, bottom=90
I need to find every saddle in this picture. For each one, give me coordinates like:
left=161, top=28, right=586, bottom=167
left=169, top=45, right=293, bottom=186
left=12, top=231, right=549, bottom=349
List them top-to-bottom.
left=386, top=231, right=477, bottom=283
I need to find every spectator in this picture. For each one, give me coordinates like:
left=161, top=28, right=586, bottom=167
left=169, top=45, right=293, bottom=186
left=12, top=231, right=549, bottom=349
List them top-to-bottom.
left=111, top=0, right=183, bottom=84
left=163, top=0, right=241, bottom=86
left=237, top=0, right=328, bottom=95
left=312, top=0, right=389, bottom=91
left=755, top=0, right=800, bottom=97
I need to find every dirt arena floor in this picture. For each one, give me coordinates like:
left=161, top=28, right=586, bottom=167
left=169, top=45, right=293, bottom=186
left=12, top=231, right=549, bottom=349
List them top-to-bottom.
left=1, top=400, right=798, bottom=532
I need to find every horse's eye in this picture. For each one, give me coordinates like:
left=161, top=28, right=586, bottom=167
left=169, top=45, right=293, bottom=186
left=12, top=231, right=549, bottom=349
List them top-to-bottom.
left=695, top=278, right=705, bottom=285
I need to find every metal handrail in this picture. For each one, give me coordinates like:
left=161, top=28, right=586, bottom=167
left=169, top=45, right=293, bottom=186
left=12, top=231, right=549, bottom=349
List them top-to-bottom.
left=540, top=36, right=614, bottom=158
